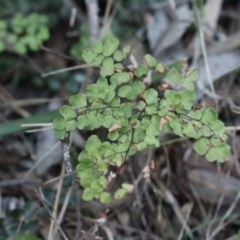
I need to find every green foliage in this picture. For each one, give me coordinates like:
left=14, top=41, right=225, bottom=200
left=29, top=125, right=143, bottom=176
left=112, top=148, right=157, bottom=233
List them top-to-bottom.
left=0, top=13, right=50, bottom=55
left=53, top=36, right=230, bottom=203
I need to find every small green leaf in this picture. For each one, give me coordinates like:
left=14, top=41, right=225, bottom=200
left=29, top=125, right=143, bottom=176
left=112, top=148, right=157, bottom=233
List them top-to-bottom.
left=102, top=37, right=119, bottom=57
left=91, top=39, right=103, bottom=54
left=122, top=45, right=132, bottom=58
left=82, top=49, right=97, bottom=64
left=113, top=50, right=123, bottom=62
left=144, top=54, right=157, bottom=68
left=100, top=57, right=115, bottom=77
left=155, top=63, right=165, bottom=73
left=134, top=64, right=149, bottom=77
left=166, top=68, right=183, bottom=84
left=185, top=70, right=198, bottom=82
left=131, top=81, right=145, bottom=96
left=87, top=84, right=99, bottom=102
left=118, top=85, right=132, bottom=98
left=144, top=89, right=158, bottom=104
left=180, top=90, right=196, bottom=108
left=69, top=93, right=87, bottom=108
left=171, top=93, right=181, bottom=105
left=136, top=101, right=146, bottom=110
left=120, top=103, right=132, bottom=118
left=146, top=104, right=157, bottom=114
left=59, top=105, right=76, bottom=120
left=201, top=108, right=218, bottom=126
left=188, top=110, right=201, bottom=120
left=77, top=115, right=89, bottom=129
left=53, top=117, right=67, bottom=131
left=66, top=119, right=77, bottom=131
left=170, top=120, right=183, bottom=136
left=209, top=120, right=225, bottom=137
left=182, top=123, right=198, bottom=138
left=54, top=130, right=67, bottom=140
left=108, top=131, right=119, bottom=141
left=86, top=135, right=102, bottom=151
left=193, top=138, right=211, bottom=155
left=136, top=141, right=147, bottom=151
left=205, top=145, right=230, bottom=162
left=95, top=161, right=108, bottom=174
left=122, top=183, right=134, bottom=192
left=82, top=188, right=95, bottom=201
left=114, top=188, right=126, bottom=199
left=100, top=192, right=111, bottom=203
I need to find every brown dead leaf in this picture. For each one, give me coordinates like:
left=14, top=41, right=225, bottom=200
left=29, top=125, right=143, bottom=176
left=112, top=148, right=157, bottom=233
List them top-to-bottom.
left=159, top=116, right=172, bottom=130
left=108, top=124, right=121, bottom=132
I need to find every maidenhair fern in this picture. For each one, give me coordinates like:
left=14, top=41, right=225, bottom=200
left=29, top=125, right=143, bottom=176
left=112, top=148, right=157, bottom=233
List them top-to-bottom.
left=52, top=36, right=230, bottom=203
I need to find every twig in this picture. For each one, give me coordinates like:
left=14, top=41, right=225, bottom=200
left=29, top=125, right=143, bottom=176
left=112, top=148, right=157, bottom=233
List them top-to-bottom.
left=84, top=0, right=99, bottom=43
left=194, top=4, right=216, bottom=97
left=40, top=45, right=76, bottom=61
left=41, top=63, right=89, bottom=77
left=48, top=164, right=66, bottom=240
left=0, top=178, right=41, bottom=187
left=208, top=191, right=240, bottom=240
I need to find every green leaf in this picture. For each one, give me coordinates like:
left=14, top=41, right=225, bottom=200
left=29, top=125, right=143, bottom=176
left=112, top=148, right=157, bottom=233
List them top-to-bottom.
left=102, top=37, right=119, bottom=57
left=91, top=39, right=103, bottom=54
left=122, top=45, right=132, bottom=58
left=82, top=49, right=97, bottom=64
left=113, top=50, right=123, bottom=62
left=90, top=54, right=104, bottom=67
left=144, top=54, right=157, bottom=68
left=100, top=57, right=115, bottom=77
left=155, top=63, right=165, bottom=73
left=134, top=64, right=149, bottom=77
left=166, top=68, right=183, bottom=84
left=185, top=70, right=198, bottom=82
left=111, top=72, right=130, bottom=85
left=131, top=81, right=145, bottom=96
left=87, top=84, right=99, bottom=102
left=118, top=85, right=132, bottom=98
left=144, top=89, right=158, bottom=104
left=180, top=90, right=196, bottom=108
left=69, top=93, right=87, bottom=108
left=171, top=93, right=181, bottom=105
left=136, top=101, right=146, bottom=110
left=120, top=103, right=132, bottom=118
left=146, top=104, right=157, bottom=114
left=59, top=105, right=76, bottom=120
left=201, top=108, right=218, bottom=126
left=188, top=110, right=201, bottom=120
left=77, top=115, right=89, bottom=129
left=53, top=117, right=67, bottom=131
left=66, top=119, right=77, bottom=131
left=170, top=120, right=183, bottom=136
left=209, top=120, right=225, bottom=137
left=182, top=123, right=198, bottom=138
left=54, top=130, right=67, bottom=140
left=108, top=131, right=119, bottom=141
left=86, top=135, right=102, bottom=151
left=210, top=137, right=224, bottom=147
left=193, top=138, right=211, bottom=155
left=136, top=141, right=147, bottom=151
left=205, top=145, right=230, bottom=162
left=95, top=161, right=108, bottom=174
left=80, top=175, right=96, bottom=188
left=98, top=176, right=107, bottom=187
left=91, top=179, right=104, bottom=193
left=122, top=183, right=134, bottom=192
left=82, top=188, right=95, bottom=201
left=114, top=188, right=126, bottom=199
left=100, top=192, right=111, bottom=203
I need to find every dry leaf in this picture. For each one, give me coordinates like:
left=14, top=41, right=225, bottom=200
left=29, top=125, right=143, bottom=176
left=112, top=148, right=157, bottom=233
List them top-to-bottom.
left=159, top=116, right=172, bottom=130
left=108, top=124, right=121, bottom=132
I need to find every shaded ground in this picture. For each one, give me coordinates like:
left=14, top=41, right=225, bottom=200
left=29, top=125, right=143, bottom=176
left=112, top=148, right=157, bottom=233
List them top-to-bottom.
left=0, top=0, right=240, bottom=239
